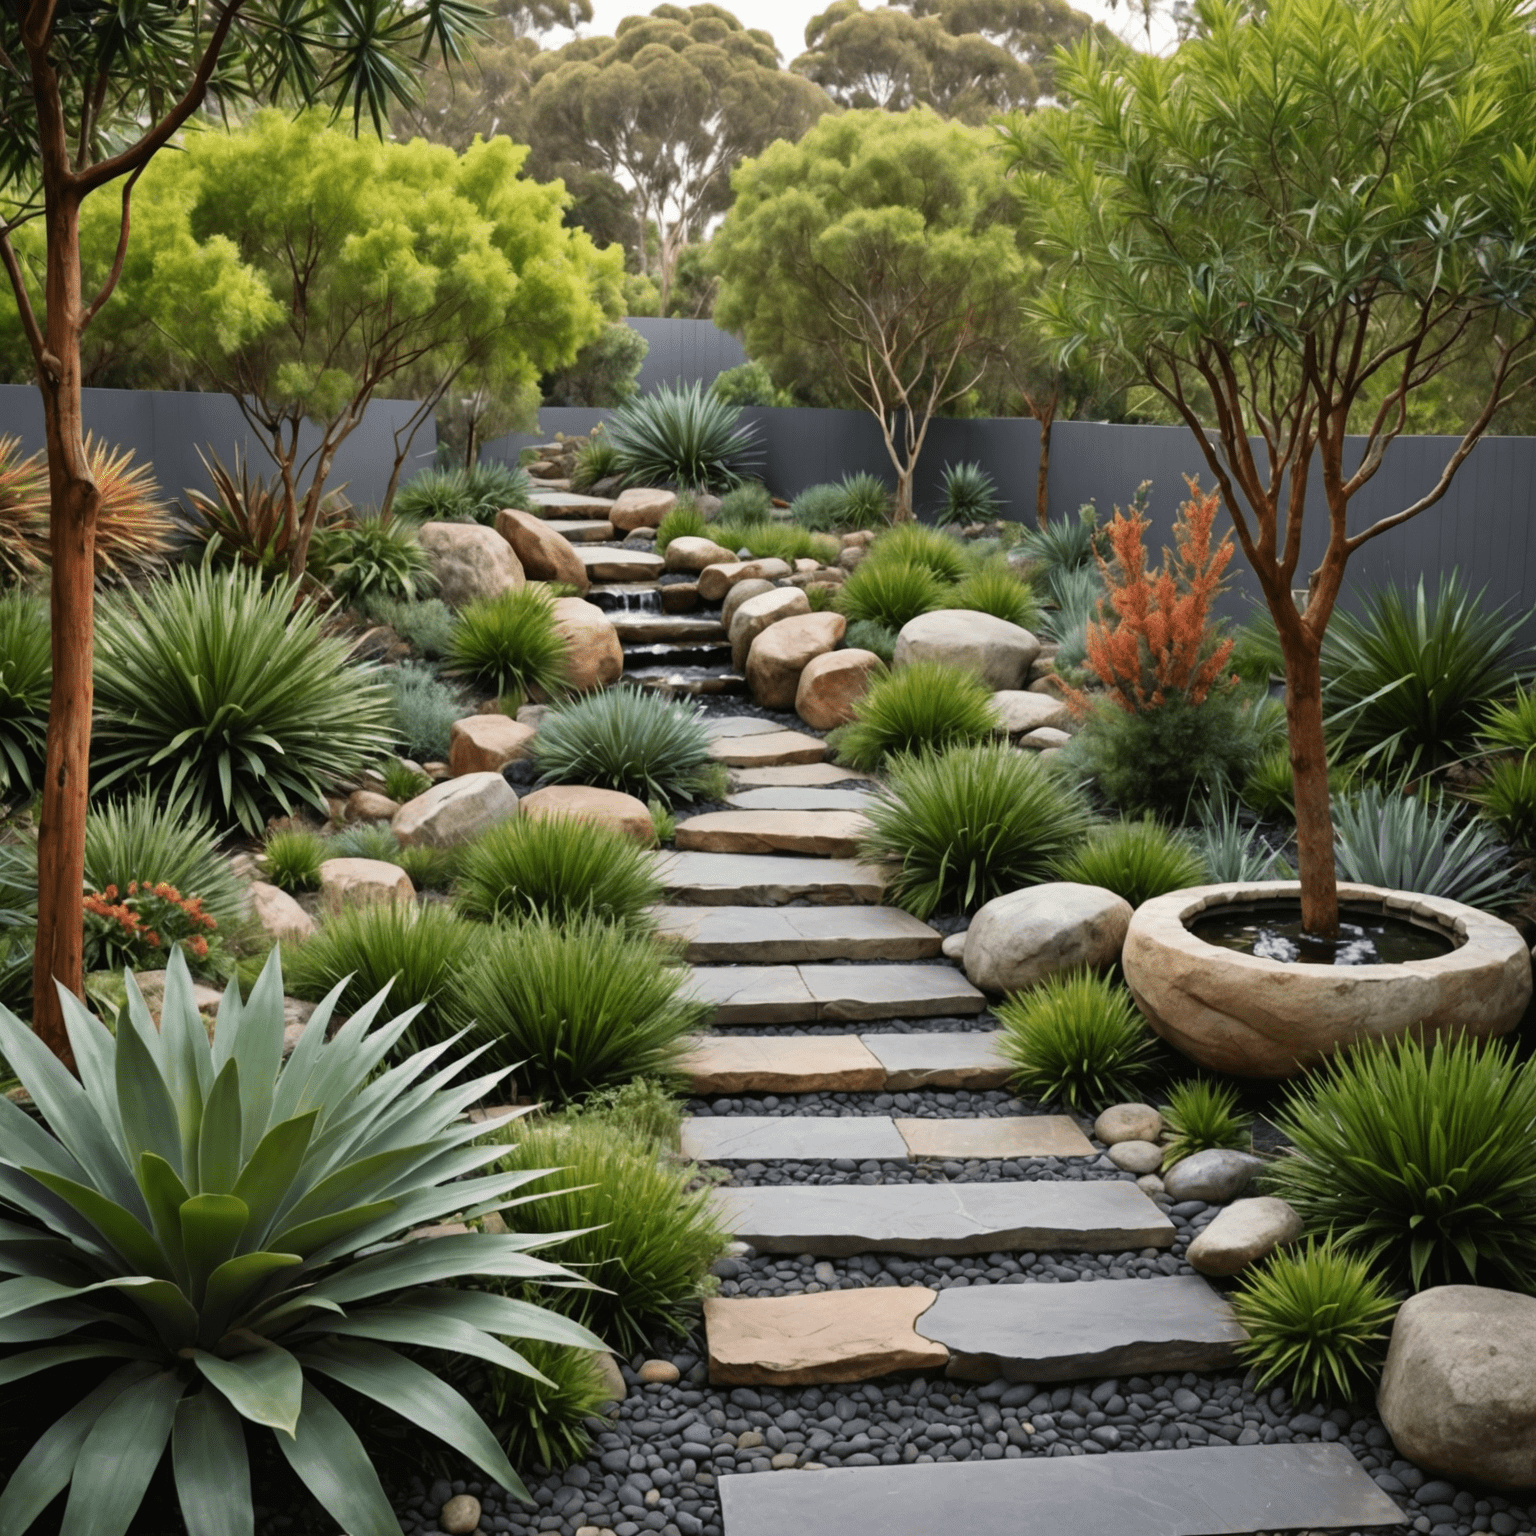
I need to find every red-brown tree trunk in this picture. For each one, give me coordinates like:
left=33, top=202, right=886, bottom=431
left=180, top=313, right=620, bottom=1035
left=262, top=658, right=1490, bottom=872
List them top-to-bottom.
left=1034, top=397, right=1055, bottom=529
left=1279, top=628, right=1339, bottom=937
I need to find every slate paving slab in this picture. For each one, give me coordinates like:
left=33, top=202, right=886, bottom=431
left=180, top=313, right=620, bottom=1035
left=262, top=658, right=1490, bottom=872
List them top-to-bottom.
left=543, top=519, right=614, bottom=543
left=573, top=546, right=666, bottom=581
left=704, top=716, right=786, bottom=739
left=708, top=730, right=828, bottom=767
left=729, top=763, right=875, bottom=789
left=725, top=787, right=875, bottom=812
left=676, top=810, right=871, bottom=858
left=654, top=852, right=887, bottom=906
left=655, top=904, right=941, bottom=963
left=798, top=963, right=985, bottom=1020
left=684, top=966, right=817, bottom=1024
left=860, top=1031, right=1011, bottom=1089
left=680, top=1035, right=886, bottom=1094
left=680, top=1115, right=909, bottom=1163
left=895, top=1115, right=1093, bottom=1159
left=709, top=1179, right=1176, bottom=1256
left=917, top=1275, right=1246, bottom=1382
left=704, top=1287, right=946, bottom=1387
left=717, top=1444, right=1404, bottom=1536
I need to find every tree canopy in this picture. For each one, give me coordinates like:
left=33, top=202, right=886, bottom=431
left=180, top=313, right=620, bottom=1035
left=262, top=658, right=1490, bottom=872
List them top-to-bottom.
left=713, top=107, right=1031, bottom=517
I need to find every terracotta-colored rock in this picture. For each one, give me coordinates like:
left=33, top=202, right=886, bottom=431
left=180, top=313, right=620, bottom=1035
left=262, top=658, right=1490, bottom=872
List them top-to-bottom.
left=610, top=487, right=677, bottom=531
left=495, top=507, right=589, bottom=592
left=417, top=521, right=523, bottom=608
left=665, top=536, right=736, bottom=574
left=697, top=558, right=792, bottom=603
left=721, top=578, right=776, bottom=631
left=729, top=587, right=810, bottom=671
left=551, top=596, right=623, bottom=691
left=746, top=612, right=846, bottom=710
left=796, top=648, right=882, bottom=730
left=448, top=714, right=536, bottom=776
left=392, top=773, right=519, bottom=848
left=518, top=784, right=654, bottom=844
left=346, top=789, right=400, bottom=822
left=319, top=857, right=415, bottom=911
left=248, top=880, right=317, bottom=944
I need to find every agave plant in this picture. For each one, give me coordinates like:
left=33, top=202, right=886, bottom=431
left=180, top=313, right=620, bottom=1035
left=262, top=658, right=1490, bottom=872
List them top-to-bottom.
left=604, top=382, right=761, bottom=491
left=937, top=460, right=1002, bottom=524
left=0, top=949, right=603, bottom=1536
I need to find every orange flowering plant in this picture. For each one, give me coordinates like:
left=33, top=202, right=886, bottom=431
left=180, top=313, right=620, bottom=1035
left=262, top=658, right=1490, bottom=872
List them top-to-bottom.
left=82, top=879, right=221, bottom=975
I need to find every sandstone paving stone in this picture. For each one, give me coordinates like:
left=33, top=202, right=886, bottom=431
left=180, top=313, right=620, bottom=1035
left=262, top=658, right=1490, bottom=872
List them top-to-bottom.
left=527, top=490, right=615, bottom=512
left=543, top=518, right=614, bottom=543
left=574, top=546, right=665, bottom=582
left=703, top=715, right=785, bottom=739
left=707, top=729, right=827, bottom=767
left=729, top=763, right=873, bottom=788
left=725, top=787, right=874, bottom=812
left=675, top=810, right=870, bottom=858
left=654, top=851, right=886, bottom=906
left=654, top=904, right=940, bottom=963
left=798, top=962, right=985, bottom=1020
left=859, top=1031, right=1009, bottom=1089
left=679, top=1035, right=884, bottom=1095
left=680, top=1115, right=910, bottom=1163
left=894, top=1115, right=1093, bottom=1160
left=708, top=1179, right=1175, bottom=1257
left=917, top=1274, right=1247, bottom=1383
left=705, top=1286, right=946, bottom=1387
left=716, top=1444, right=1405, bottom=1536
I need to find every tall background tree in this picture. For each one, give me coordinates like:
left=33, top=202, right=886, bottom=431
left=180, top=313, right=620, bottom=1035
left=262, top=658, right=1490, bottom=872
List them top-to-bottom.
left=0, top=0, right=480, bottom=1057
left=1012, top=0, right=1536, bottom=934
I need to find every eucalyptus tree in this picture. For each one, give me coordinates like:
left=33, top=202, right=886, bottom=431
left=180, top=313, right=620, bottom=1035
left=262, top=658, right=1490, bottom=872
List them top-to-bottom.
left=0, top=0, right=480, bottom=1058
left=1007, top=0, right=1536, bottom=933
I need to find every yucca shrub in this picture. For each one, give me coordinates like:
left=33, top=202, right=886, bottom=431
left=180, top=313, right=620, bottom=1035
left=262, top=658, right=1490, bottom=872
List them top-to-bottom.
left=605, top=381, right=761, bottom=490
left=83, top=433, right=177, bottom=580
left=185, top=448, right=307, bottom=578
left=939, top=460, right=1002, bottom=524
left=394, top=461, right=533, bottom=525
left=836, top=471, right=892, bottom=528
left=1015, top=501, right=1105, bottom=578
left=309, top=514, right=434, bottom=603
left=867, top=522, right=969, bottom=582
left=950, top=556, right=1040, bottom=629
left=835, top=559, right=949, bottom=631
left=92, top=564, right=392, bottom=834
left=448, top=586, right=570, bottom=701
left=0, top=591, right=50, bottom=798
left=832, top=661, right=998, bottom=773
left=1481, top=681, right=1536, bottom=756
left=533, top=689, right=713, bottom=806
left=861, top=743, right=1093, bottom=919
left=1195, top=800, right=1293, bottom=881
left=455, top=814, right=661, bottom=929
left=1055, top=817, right=1207, bottom=908
left=263, top=827, right=327, bottom=893
left=457, top=915, right=706, bottom=1102
left=0, top=949, right=603, bottom=1536
left=997, top=970, right=1158, bottom=1113
left=1266, top=1033, right=1536, bottom=1292
left=1160, top=1079, right=1251, bottom=1169
left=1232, top=1239, right=1399, bottom=1405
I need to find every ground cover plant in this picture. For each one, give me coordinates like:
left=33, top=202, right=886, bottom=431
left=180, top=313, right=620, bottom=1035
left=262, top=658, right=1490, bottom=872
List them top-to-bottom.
left=604, top=382, right=761, bottom=491
left=393, top=462, right=535, bottom=526
left=717, top=482, right=772, bottom=523
left=654, top=500, right=706, bottom=554
left=708, top=520, right=838, bottom=565
left=867, top=522, right=969, bottom=583
left=948, top=556, right=1039, bottom=629
left=447, top=587, right=570, bottom=703
left=363, top=596, right=457, bottom=660
left=832, top=662, right=998, bottom=773
left=384, top=663, right=467, bottom=761
left=533, top=689, right=716, bottom=806
left=1055, top=818, right=1207, bottom=909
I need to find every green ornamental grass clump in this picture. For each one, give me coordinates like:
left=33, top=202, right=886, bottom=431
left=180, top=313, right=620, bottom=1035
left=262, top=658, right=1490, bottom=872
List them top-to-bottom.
left=605, top=381, right=761, bottom=491
left=938, top=460, right=1002, bottom=524
left=836, top=472, right=892, bottom=529
left=717, top=481, right=772, bottom=523
left=654, top=500, right=707, bottom=554
left=309, top=515, right=433, bottom=603
left=710, top=519, right=838, bottom=565
left=868, top=521, right=969, bottom=583
left=949, top=556, right=1040, bottom=629
left=835, top=558, right=949, bottom=632
left=92, top=564, right=392, bottom=834
left=448, top=586, right=570, bottom=701
left=0, top=590, right=50, bottom=798
left=831, top=661, right=997, bottom=773
left=533, top=688, right=714, bottom=806
left=860, top=743, right=1093, bottom=919
left=1470, top=757, right=1536, bottom=847
left=381, top=758, right=431, bottom=803
left=455, top=814, right=661, bottom=929
left=1055, top=817, right=1208, bottom=909
left=262, top=827, right=326, bottom=894
left=0, top=949, right=604, bottom=1536
left=997, top=970, right=1158, bottom=1114
left=1159, top=1079, right=1252, bottom=1169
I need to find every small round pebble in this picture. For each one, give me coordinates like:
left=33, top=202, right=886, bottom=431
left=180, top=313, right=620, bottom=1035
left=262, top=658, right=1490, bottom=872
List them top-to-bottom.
left=1094, top=1103, right=1163, bottom=1144
left=1107, top=1139, right=1164, bottom=1174
left=639, top=1359, right=681, bottom=1385
left=440, top=1493, right=481, bottom=1534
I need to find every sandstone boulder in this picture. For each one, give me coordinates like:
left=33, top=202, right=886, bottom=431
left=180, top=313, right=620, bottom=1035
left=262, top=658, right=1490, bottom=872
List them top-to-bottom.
left=610, top=487, right=677, bottom=531
left=494, top=507, right=588, bottom=592
left=417, top=521, right=523, bottom=608
left=665, top=536, right=737, bottom=574
left=697, top=558, right=792, bottom=603
left=721, top=578, right=777, bottom=631
left=729, top=587, right=810, bottom=671
left=551, top=596, right=623, bottom=691
left=894, top=609, right=1041, bottom=690
left=746, top=612, right=846, bottom=710
left=796, top=648, right=882, bottom=730
left=992, top=689, right=1073, bottom=735
left=448, top=714, right=536, bottom=776
left=392, top=773, right=518, bottom=848
left=517, top=784, right=654, bottom=844
left=345, top=789, right=399, bottom=822
left=319, top=857, right=415, bottom=911
left=247, top=880, right=317, bottom=944
left=963, top=881, right=1133, bottom=994
left=132, top=970, right=225, bottom=1025
left=1095, top=1103, right=1163, bottom=1145
left=1162, top=1148, right=1263, bottom=1204
left=1187, top=1197, right=1303, bottom=1277
left=1379, top=1286, right=1536, bottom=1490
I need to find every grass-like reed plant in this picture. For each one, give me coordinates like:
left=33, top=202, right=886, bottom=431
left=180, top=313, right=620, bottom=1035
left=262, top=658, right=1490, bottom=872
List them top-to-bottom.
left=867, top=522, right=968, bottom=582
left=949, top=556, right=1040, bottom=629
left=835, top=558, right=949, bottom=631
left=448, top=586, right=571, bottom=700
left=0, top=591, right=50, bottom=798
left=831, top=661, right=997, bottom=773
left=533, top=689, right=713, bottom=806
left=1054, top=817, right=1207, bottom=908
left=262, top=828, right=326, bottom=893
left=1159, top=1079, right=1252, bottom=1168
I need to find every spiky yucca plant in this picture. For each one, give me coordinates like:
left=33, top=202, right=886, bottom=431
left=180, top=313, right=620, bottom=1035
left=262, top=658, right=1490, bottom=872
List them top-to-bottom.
left=0, top=950, right=602, bottom=1536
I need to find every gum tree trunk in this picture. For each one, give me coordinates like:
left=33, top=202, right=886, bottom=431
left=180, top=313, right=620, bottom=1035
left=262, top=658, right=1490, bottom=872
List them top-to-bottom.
left=1279, top=629, right=1339, bottom=937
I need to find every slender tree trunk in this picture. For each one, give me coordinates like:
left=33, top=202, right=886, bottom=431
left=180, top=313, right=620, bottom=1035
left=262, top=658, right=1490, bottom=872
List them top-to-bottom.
left=1034, top=393, right=1056, bottom=529
left=893, top=465, right=914, bottom=522
left=1280, top=630, right=1339, bottom=936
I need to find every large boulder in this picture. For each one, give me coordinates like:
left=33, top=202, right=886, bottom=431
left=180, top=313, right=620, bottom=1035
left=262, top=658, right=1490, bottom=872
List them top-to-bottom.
left=610, top=487, right=677, bottom=532
left=495, top=508, right=588, bottom=592
left=417, top=521, right=524, bottom=608
left=665, top=536, right=737, bottom=574
left=697, top=559, right=792, bottom=604
left=721, top=578, right=776, bottom=632
left=729, top=587, right=810, bottom=671
left=551, top=596, right=623, bottom=691
left=893, top=609, right=1041, bottom=690
left=745, top=612, right=845, bottom=710
left=796, top=649, right=882, bottom=730
left=448, top=714, right=536, bottom=777
left=392, top=773, right=518, bottom=848
left=518, top=784, right=654, bottom=844
left=319, top=857, right=415, bottom=911
left=247, top=880, right=317, bottom=944
left=962, top=881, right=1132, bottom=994
left=1186, top=1197, right=1303, bottom=1277
left=1378, top=1286, right=1536, bottom=1490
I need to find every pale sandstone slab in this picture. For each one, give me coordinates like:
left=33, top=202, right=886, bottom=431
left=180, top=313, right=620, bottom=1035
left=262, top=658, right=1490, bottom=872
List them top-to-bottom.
left=610, top=487, right=677, bottom=531
left=527, top=490, right=614, bottom=512
left=543, top=519, right=614, bottom=543
left=664, top=536, right=736, bottom=573
left=574, top=546, right=665, bottom=582
left=697, top=559, right=792, bottom=603
left=610, top=613, right=724, bottom=645
left=702, top=716, right=784, bottom=739
left=707, top=729, right=827, bottom=767
left=729, top=763, right=873, bottom=788
left=392, top=772, right=518, bottom=847
left=517, top=784, right=653, bottom=843
left=725, top=787, right=873, bottom=812
left=674, top=810, right=869, bottom=858
left=654, top=851, right=886, bottom=906
left=247, top=881, right=316, bottom=944
left=654, top=904, right=939, bottom=963
left=798, top=963, right=985, bottom=1019
left=683, top=965, right=817, bottom=1024
left=860, top=1032, right=1009, bottom=1090
left=680, top=1035, right=884, bottom=1095
left=680, top=1115, right=909, bottom=1163
left=895, top=1116, right=1093, bottom=1160
left=709, top=1179, right=1174, bottom=1256
left=704, top=1288, right=945, bottom=1386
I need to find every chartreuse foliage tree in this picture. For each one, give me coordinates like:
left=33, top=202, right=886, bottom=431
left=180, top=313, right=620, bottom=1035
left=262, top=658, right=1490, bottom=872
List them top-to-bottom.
left=0, top=0, right=482, bottom=1057
left=1008, top=0, right=1536, bottom=934
left=713, top=109, right=1030, bottom=520
left=0, top=949, right=604, bottom=1536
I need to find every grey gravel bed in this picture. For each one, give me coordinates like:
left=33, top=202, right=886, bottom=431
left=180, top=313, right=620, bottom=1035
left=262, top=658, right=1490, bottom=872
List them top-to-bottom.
left=716, top=1012, right=1000, bottom=1036
left=685, top=1087, right=1034, bottom=1119
left=704, top=1154, right=1139, bottom=1188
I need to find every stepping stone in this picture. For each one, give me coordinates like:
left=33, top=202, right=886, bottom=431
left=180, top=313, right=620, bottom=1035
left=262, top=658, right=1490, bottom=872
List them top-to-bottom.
left=527, top=490, right=615, bottom=512
left=544, top=518, right=614, bottom=543
left=574, top=546, right=665, bottom=581
left=610, top=612, right=725, bottom=643
left=704, top=716, right=785, bottom=739
left=708, top=729, right=827, bottom=767
left=730, top=762, right=873, bottom=788
left=726, top=787, right=874, bottom=812
left=675, top=810, right=869, bottom=858
left=655, top=852, right=887, bottom=906
left=655, top=905, right=941, bottom=963
left=798, top=963, right=985, bottom=1020
left=684, top=965, right=817, bottom=1024
left=861, top=1031, right=1010, bottom=1090
left=680, top=1035, right=884, bottom=1095
left=680, top=1115, right=909, bottom=1163
left=895, top=1116, right=1092, bottom=1159
left=710, top=1180, right=1176, bottom=1256
left=916, top=1275, right=1245, bottom=1382
left=704, top=1287, right=946, bottom=1387
left=717, top=1444, right=1404, bottom=1536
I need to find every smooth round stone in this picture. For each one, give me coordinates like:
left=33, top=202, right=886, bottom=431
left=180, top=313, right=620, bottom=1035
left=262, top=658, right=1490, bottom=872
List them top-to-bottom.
left=941, top=931, right=967, bottom=960
left=1094, top=1103, right=1163, bottom=1145
left=1106, top=1138, right=1163, bottom=1174
left=1162, top=1148, right=1263, bottom=1204
left=1136, top=1172, right=1165, bottom=1195
left=1187, top=1196, right=1303, bottom=1276
left=639, top=1359, right=681, bottom=1385
left=770, top=1451, right=799, bottom=1469
left=440, top=1493, right=482, bottom=1534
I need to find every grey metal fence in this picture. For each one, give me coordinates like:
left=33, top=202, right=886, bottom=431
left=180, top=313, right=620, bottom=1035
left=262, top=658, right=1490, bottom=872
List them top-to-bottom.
left=625, top=318, right=747, bottom=394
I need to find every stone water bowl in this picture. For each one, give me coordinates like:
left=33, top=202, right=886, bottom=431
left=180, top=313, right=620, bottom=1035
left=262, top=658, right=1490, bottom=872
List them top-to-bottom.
left=1121, top=881, right=1531, bottom=1078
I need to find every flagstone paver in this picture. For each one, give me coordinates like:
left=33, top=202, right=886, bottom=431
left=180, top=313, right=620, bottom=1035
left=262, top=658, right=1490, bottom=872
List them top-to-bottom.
left=527, top=490, right=615, bottom=512
left=544, top=518, right=614, bottom=543
left=574, top=546, right=666, bottom=581
left=704, top=716, right=786, bottom=739
left=708, top=729, right=828, bottom=767
left=729, top=762, right=874, bottom=788
left=725, top=786, right=875, bottom=812
left=675, top=810, right=870, bottom=858
left=655, top=852, right=887, bottom=906
left=656, top=905, right=941, bottom=964
left=686, top=963, right=984, bottom=1022
left=684, top=965, right=817, bottom=1024
left=860, top=1031, right=1011, bottom=1089
left=680, top=1035, right=885, bottom=1095
left=681, top=1115, right=910, bottom=1163
left=894, top=1115, right=1093, bottom=1160
left=709, top=1180, right=1175, bottom=1256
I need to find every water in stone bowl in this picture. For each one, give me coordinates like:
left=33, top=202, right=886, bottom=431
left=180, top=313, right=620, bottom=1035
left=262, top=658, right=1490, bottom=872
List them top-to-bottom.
left=1190, top=899, right=1456, bottom=965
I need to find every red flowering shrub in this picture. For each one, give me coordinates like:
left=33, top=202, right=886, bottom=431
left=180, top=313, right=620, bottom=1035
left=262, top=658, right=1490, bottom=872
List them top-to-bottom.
left=83, top=880, right=220, bottom=974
